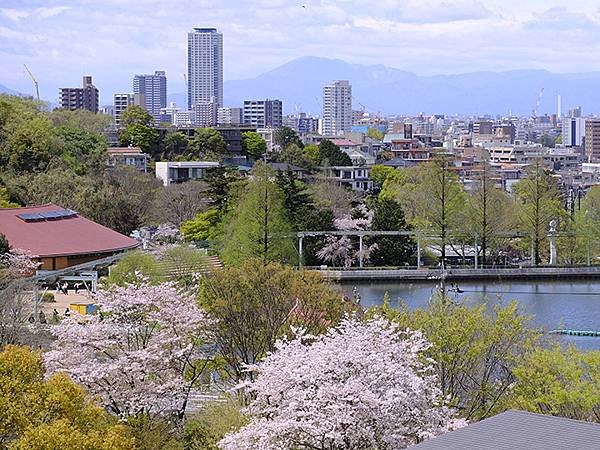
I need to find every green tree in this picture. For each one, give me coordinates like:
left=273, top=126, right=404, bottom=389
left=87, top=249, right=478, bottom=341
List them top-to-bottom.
left=120, top=105, right=153, bottom=128
left=49, top=108, right=112, bottom=134
left=1, top=115, right=62, bottom=172
left=119, top=124, right=159, bottom=154
left=55, top=125, right=107, bottom=174
left=273, top=126, right=303, bottom=149
left=366, top=127, right=384, bottom=141
left=189, top=128, right=226, bottom=160
left=162, top=131, right=189, bottom=160
left=241, top=131, right=266, bottom=161
left=318, top=139, right=351, bottom=166
left=274, top=143, right=315, bottom=170
left=302, top=144, right=320, bottom=165
left=416, top=157, right=467, bottom=266
left=514, top=159, right=565, bottom=265
left=465, top=161, right=516, bottom=265
left=220, top=163, right=295, bottom=265
left=370, top=165, right=397, bottom=187
left=204, top=166, right=241, bottom=211
left=276, top=171, right=334, bottom=265
left=573, top=186, right=600, bottom=264
left=0, top=187, right=18, bottom=208
left=368, top=198, right=415, bottom=266
left=181, top=208, right=221, bottom=242
left=104, top=251, right=164, bottom=287
left=198, top=259, right=351, bottom=380
left=371, top=292, right=541, bottom=420
left=0, top=345, right=134, bottom=449
left=503, top=346, right=600, bottom=422
left=183, top=399, right=246, bottom=450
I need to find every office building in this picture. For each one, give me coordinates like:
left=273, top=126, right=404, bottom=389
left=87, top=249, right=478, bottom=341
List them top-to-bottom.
left=187, top=28, right=223, bottom=109
left=133, top=71, right=167, bottom=122
left=59, top=76, right=99, bottom=113
left=322, top=80, right=352, bottom=136
left=113, top=93, right=145, bottom=128
left=243, top=99, right=282, bottom=128
left=193, top=101, right=218, bottom=126
left=159, top=102, right=181, bottom=125
left=217, top=107, right=242, bottom=126
left=562, top=117, right=586, bottom=148
left=585, top=119, right=600, bottom=162
left=472, top=120, right=494, bottom=135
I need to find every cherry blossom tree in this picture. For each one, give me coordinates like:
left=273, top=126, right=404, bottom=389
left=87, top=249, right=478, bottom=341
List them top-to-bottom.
left=318, top=206, right=377, bottom=267
left=0, top=248, right=39, bottom=283
left=45, top=281, right=214, bottom=419
left=220, top=317, right=465, bottom=450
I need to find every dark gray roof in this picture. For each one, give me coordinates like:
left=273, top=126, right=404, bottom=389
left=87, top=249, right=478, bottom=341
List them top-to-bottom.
left=268, top=162, right=304, bottom=172
left=409, top=410, right=600, bottom=450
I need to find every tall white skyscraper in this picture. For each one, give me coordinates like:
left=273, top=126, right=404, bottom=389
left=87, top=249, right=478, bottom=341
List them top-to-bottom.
left=187, top=28, right=223, bottom=109
left=133, top=71, right=167, bottom=122
left=322, top=80, right=352, bottom=136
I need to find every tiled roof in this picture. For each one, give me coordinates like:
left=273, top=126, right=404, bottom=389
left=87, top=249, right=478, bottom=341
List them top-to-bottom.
left=0, top=204, right=138, bottom=257
left=409, top=410, right=600, bottom=450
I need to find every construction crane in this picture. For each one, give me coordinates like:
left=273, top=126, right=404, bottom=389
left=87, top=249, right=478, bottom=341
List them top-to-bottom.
left=23, top=64, right=40, bottom=101
left=532, top=87, right=544, bottom=120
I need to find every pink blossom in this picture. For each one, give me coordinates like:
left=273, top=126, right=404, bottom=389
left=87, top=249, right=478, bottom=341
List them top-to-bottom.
left=0, top=248, right=39, bottom=278
left=45, top=281, right=214, bottom=418
left=220, top=317, right=465, bottom=449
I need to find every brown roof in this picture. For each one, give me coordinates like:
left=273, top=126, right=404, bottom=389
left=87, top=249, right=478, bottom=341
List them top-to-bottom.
left=107, top=147, right=145, bottom=154
left=0, top=204, right=138, bottom=257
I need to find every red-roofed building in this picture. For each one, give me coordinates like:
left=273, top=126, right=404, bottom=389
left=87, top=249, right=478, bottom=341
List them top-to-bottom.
left=0, top=204, right=138, bottom=271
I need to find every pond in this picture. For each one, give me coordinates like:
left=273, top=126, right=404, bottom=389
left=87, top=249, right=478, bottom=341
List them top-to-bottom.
left=341, top=279, right=600, bottom=349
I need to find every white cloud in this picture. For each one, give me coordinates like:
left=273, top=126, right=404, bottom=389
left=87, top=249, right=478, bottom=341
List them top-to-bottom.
left=1, top=0, right=599, bottom=102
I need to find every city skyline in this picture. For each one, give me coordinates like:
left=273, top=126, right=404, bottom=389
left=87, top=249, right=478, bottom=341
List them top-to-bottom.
left=2, top=0, right=600, bottom=102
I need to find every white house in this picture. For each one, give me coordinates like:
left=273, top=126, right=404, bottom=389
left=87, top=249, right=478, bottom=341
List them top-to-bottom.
left=155, top=161, right=220, bottom=186
left=326, top=166, right=373, bottom=192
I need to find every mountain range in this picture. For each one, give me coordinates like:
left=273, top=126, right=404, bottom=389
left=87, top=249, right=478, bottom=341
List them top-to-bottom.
left=171, top=56, right=600, bottom=117
left=4, top=57, right=600, bottom=116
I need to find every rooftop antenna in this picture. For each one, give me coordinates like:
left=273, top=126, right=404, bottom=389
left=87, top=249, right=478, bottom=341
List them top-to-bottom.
left=23, top=64, right=40, bottom=101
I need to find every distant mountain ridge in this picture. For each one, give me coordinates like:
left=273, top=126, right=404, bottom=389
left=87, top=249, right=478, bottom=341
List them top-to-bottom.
left=171, top=57, right=600, bottom=116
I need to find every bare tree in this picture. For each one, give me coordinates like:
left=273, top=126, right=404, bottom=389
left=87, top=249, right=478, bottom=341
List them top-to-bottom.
left=151, top=181, right=210, bottom=226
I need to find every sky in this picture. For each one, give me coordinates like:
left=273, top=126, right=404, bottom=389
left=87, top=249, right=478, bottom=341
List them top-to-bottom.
left=1, top=0, right=600, bottom=103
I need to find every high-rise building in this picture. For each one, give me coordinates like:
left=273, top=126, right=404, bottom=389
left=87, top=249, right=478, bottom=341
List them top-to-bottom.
left=187, top=28, right=223, bottom=109
left=133, top=71, right=167, bottom=122
left=59, top=76, right=99, bottom=113
left=322, top=80, right=352, bottom=136
left=113, top=93, right=145, bottom=127
left=243, top=99, right=282, bottom=128
left=217, top=107, right=242, bottom=126
left=562, top=117, right=586, bottom=148
left=585, top=119, right=600, bottom=161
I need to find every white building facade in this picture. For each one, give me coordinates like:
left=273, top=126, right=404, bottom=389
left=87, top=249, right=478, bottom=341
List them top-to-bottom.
left=187, top=28, right=223, bottom=109
left=322, top=80, right=352, bottom=136
left=156, top=161, right=220, bottom=186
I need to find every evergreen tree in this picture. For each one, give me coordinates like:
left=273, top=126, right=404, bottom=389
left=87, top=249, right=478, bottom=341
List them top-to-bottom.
left=318, top=139, right=351, bottom=166
left=221, top=163, right=296, bottom=265
left=369, top=198, right=415, bottom=266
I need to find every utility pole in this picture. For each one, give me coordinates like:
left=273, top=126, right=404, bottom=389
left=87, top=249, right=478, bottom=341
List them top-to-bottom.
left=23, top=64, right=40, bottom=101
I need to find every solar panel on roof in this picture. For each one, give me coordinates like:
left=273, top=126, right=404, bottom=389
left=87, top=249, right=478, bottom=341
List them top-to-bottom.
left=18, top=209, right=78, bottom=222
left=17, top=213, right=45, bottom=221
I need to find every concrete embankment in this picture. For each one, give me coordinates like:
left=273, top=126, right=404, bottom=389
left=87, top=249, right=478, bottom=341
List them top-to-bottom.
left=316, top=267, right=600, bottom=282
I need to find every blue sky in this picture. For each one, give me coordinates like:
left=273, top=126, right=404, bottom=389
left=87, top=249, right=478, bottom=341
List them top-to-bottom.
left=1, top=0, right=600, bottom=103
